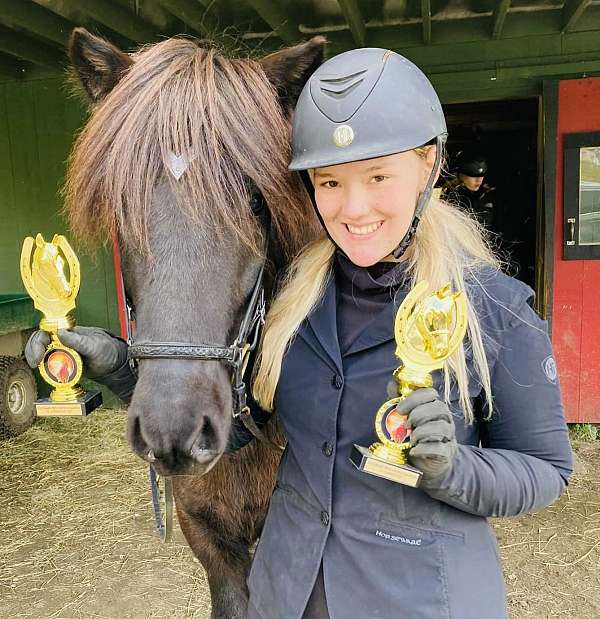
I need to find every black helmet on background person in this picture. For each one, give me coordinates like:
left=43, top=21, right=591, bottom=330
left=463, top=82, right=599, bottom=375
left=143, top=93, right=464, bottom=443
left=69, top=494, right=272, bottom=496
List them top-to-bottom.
left=289, top=47, right=447, bottom=259
left=456, top=150, right=488, bottom=177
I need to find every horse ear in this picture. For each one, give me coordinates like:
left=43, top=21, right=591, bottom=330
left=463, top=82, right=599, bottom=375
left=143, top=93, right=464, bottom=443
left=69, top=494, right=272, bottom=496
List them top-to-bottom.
left=68, top=27, right=133, bottom=103
left=260, top=36, right=327, bottom=115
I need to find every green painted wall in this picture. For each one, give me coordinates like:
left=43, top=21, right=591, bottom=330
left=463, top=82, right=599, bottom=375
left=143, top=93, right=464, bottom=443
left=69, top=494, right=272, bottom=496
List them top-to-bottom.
left=0, top=76, right=121, bottom=403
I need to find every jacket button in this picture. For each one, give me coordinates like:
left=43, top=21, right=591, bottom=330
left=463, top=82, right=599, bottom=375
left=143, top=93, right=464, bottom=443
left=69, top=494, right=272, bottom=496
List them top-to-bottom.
left=331, top=374, right=343, bottom=390
left=322, top=441, right=333, bottom=457
left=320, top=510, right=330, bottom=526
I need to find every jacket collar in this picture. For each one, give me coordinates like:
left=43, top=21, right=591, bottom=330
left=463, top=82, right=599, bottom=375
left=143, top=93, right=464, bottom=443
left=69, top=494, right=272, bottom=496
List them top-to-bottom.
left=301, top=274, right=408, bottom=371
left=304, top=274, right=342, bottom=373
left=343, top=287, right=407, bottom=356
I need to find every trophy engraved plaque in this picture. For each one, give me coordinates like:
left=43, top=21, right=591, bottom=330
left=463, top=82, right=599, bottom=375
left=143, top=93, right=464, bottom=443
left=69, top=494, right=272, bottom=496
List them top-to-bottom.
left=20, top=233, right=102, bottom=416
left=351, top=280, right=468, bottom=487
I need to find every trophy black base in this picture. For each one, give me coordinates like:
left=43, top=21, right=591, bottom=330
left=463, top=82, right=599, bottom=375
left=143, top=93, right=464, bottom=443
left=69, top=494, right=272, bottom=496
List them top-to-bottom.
left=35, top=390, right=103, bottom=417
left=350, top=444, right=423, bottom=488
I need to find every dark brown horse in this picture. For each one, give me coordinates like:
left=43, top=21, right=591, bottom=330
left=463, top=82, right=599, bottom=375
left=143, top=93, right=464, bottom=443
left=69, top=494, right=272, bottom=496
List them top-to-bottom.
left=65, top=29, right=324, bottom=617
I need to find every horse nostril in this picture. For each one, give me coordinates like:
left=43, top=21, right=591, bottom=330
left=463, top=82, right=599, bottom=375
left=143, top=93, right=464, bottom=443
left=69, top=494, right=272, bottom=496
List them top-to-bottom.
left=188, top=416, right=221, bottom=465
left=195, top=416, right=218, bottom=450
left=190, top=443, right=219, bottom=464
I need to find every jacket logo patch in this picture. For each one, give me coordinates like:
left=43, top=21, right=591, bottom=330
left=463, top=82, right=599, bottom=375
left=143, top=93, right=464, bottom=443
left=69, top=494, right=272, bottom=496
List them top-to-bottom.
left=542, top=355, right=557, bottom=384
left=375, top=529, right=422, bottom=546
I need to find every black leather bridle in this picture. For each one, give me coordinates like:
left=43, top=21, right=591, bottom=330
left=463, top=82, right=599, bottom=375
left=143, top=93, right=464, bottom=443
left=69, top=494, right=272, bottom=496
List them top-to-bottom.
left=122, top=194, right=282, bottom=450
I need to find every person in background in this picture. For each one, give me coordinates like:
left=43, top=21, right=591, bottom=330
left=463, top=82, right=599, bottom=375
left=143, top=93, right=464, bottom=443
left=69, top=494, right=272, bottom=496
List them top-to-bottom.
left=443, top=149, right=495, bottom=228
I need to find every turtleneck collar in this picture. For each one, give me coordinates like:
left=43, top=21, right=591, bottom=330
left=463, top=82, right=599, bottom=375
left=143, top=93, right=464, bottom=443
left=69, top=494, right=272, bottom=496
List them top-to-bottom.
left=335, top=250, right=410, bottom=294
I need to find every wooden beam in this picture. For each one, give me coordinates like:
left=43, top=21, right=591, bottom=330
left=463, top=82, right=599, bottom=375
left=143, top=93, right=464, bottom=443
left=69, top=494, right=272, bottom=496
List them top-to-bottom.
left=0, top=0, right=74, bottom=47
left=77, top=0, right=157, bottom=44
left=158, top=0, right=218, bottom=38
left=244, top=0, right=299, bottom=43
left=336, top=0, right=365, bottom=47
left=421, top=0, right=431, bottom=45
left=491, top=0, right=511, bottom=39
left=562, top=0, right=592, bottom=33
left=321, top=6, right=600, bottom=55
left=324, top=20, right=600, bottom=67
left=0, top=26, right=64, bottom=67
left=0, top=50, right=24, bottom=78
left=430, top=58, right=600, bottom=92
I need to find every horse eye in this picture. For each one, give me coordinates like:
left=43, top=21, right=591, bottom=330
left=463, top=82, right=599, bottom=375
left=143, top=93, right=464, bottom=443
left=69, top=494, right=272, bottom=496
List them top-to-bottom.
left=250, top=194, right=265, bottom=215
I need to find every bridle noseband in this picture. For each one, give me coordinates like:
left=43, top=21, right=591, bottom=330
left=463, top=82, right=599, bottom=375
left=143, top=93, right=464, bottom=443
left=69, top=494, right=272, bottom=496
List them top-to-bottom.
left=123, top=195, right=282, bottom=450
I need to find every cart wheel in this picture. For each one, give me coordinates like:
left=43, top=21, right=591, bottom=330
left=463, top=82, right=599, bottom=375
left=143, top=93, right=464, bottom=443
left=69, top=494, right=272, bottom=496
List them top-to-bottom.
left=0, top=356, right=37, bottom=440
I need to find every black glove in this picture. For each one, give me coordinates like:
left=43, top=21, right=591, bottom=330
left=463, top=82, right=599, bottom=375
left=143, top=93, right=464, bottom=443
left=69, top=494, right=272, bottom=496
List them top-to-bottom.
left=25, top=326, right=128, bottom=379
left=395, top=387, right=458, bottom=480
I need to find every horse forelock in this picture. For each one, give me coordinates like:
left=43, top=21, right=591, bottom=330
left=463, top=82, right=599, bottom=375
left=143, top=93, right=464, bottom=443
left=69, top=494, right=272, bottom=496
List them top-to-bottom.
left=64, top=37, right=317, bottom=260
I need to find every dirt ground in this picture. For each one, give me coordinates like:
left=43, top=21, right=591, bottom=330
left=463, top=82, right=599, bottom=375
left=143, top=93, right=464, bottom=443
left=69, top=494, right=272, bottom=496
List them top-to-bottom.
left=1, top=408, right=599, bottom=619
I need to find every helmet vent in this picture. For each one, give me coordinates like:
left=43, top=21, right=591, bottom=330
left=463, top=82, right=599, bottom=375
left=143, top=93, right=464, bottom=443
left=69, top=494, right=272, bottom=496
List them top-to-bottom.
left=318, top=69, right=367, bottom=100
left=319, top=69, right=367, bottom=85
left=320, top=80, right=363, bottom=99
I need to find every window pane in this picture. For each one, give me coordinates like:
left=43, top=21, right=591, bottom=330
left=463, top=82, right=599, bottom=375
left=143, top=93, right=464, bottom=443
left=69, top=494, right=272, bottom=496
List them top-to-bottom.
left=579, top=147, right=600, bottom=245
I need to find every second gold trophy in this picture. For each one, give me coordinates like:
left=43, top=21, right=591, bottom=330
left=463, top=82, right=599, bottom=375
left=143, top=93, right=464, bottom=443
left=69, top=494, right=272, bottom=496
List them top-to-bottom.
left=20, top=233, right=102, bottom=416
left=351, top=280, right=468, bottom=487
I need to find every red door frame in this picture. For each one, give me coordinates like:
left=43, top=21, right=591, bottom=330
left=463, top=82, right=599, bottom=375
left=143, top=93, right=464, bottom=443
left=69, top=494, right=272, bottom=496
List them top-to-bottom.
left=544, top=77, right=600, bottom=423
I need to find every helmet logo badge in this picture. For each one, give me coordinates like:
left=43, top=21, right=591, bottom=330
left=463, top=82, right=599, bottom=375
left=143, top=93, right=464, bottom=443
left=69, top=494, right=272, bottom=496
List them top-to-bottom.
left=333, top=124, right=354, bottom=148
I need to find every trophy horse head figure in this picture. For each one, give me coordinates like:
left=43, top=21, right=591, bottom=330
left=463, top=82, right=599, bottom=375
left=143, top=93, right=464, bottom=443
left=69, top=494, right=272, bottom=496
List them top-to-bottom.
left=21, top=233, right=80, bottom=328
left=33, top=234, right=73, bottom=300
left=415, top=284, right=460, bottom=361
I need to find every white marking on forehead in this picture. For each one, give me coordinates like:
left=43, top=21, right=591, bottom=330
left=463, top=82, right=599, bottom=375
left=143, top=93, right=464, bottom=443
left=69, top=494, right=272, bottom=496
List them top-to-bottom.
left=166, top=151, right=196, bottom=180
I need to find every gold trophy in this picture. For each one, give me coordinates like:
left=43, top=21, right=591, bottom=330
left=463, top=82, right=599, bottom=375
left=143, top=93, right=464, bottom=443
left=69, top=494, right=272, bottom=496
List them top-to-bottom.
left=20, top=233, right=102, bottom=416
left=351, top=280, right=468, bottom=487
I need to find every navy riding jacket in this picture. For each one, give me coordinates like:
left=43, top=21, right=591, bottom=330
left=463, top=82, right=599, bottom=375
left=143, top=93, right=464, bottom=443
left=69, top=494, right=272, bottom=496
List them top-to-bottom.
left=243, top=264, right=572, bottom=619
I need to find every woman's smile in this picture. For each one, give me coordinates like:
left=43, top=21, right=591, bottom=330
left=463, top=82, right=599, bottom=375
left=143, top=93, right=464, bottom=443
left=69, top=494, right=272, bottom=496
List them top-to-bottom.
left=345, top=220, right=384, bottom=238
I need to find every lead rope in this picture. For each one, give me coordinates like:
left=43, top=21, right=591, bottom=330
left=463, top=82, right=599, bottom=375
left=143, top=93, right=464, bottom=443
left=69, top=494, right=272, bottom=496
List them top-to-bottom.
left=114, top=241, right=174, bottom=543
left=148, top=464, right=173, bottom=542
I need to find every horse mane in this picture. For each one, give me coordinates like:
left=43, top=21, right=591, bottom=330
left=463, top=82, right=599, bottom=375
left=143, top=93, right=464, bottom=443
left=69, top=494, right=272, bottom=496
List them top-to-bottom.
left=64, top=37, right=317, bottom=260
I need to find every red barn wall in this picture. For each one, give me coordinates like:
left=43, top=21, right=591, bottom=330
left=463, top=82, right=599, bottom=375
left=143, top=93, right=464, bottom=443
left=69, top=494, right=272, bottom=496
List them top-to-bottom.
left=553, top=77, right=600, bottom=422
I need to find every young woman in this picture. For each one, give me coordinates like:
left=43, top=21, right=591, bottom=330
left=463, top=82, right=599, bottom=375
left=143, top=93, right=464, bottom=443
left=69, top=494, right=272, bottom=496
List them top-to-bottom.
left=241, top=48, right=572, bottom=619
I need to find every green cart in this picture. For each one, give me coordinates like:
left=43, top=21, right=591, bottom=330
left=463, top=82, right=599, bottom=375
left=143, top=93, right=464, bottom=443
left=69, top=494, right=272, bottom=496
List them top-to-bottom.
left=0, top=294, right=38, bottom=439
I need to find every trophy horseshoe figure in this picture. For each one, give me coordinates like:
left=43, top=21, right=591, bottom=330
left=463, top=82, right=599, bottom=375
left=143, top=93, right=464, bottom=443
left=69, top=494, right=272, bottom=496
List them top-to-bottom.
left=20, top=233, right=102, bottom=416
left=351, top=280, right=468, bottom=487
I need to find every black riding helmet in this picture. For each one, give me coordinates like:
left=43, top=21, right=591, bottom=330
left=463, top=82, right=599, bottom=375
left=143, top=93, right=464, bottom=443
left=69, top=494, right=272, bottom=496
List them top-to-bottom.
left=289, top=47, right=447, bottom=258
left=456, top=150, right=488, bottom=177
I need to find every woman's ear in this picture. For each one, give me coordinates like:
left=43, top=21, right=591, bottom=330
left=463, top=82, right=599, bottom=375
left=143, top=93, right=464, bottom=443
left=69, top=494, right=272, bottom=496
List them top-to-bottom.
left=421, top=146, right=440, bottom=191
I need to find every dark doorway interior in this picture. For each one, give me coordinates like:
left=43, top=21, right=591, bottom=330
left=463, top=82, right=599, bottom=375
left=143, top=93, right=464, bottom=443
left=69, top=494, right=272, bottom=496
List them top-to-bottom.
left=441, top=98, right=539, bottom=290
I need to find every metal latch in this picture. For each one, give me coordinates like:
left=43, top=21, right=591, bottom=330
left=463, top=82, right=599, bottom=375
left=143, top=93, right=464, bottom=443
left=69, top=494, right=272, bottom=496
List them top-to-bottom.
left=567, top=218, right=576, bottom=246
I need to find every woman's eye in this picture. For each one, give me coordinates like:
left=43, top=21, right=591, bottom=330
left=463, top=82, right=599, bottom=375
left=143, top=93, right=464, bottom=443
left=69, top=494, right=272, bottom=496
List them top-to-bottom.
left=372, top=175, right=387, bottom=183
left=322, top=180, right=339, bottom=188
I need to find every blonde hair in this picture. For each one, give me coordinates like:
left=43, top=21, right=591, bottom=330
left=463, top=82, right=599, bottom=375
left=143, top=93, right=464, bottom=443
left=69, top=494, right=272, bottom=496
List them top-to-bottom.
left=253, top=148, right=500, bottom=423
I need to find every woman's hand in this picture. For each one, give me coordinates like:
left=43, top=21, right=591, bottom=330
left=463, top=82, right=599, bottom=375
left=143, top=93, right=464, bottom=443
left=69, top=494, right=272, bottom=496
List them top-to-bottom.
left=25, top=326, right=128, bottom=379
left=396, top=387, right=458, bottom=480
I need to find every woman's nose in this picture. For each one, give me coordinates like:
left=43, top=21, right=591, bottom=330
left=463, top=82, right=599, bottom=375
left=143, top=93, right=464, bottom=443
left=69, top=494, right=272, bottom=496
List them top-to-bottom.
left=341, top=186, right=370, bottom=220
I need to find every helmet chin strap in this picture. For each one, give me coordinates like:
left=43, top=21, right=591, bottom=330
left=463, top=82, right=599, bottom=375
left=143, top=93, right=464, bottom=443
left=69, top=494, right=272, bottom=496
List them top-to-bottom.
left=299, top=135, right=446, bottom=262
left=392, top=135, right=445, bottom=259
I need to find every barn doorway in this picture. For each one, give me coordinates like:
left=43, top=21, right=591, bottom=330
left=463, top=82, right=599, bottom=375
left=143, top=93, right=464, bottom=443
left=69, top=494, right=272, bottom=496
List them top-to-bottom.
left=441, top=98, right=540, bottom=292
